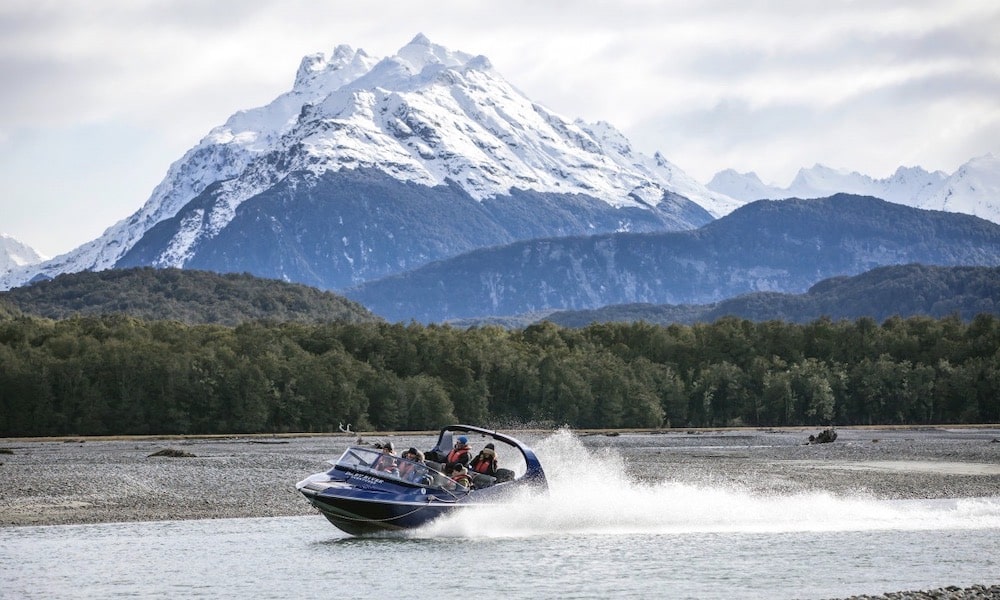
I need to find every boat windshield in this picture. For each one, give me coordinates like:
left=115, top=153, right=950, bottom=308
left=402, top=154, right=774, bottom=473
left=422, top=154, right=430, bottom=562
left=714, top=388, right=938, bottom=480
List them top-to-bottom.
left=334, top=447, right=441, bottom=488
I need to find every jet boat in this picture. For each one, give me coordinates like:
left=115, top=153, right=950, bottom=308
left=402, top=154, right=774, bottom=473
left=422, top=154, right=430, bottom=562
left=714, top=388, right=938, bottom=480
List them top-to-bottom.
left=296, top=424, right=546, bottom=535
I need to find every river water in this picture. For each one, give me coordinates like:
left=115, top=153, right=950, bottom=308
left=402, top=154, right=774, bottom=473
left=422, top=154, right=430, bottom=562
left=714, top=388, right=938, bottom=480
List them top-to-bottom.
left=3, top=431, right=999, bottom=599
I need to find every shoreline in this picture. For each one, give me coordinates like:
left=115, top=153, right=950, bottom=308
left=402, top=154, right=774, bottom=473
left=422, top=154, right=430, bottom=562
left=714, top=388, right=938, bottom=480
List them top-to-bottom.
left=5, top=422, right=999, bottom=443
left=2, top=426, right=999, bottom=528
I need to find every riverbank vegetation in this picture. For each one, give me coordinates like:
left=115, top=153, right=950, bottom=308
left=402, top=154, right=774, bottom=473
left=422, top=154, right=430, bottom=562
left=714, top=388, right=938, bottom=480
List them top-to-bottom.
left=1, top=313, right=998, bottom=436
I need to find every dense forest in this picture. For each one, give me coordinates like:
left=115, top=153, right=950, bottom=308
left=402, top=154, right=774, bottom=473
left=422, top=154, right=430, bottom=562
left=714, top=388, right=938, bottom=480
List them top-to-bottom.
left=0, top=268, right=378, bottom=325
left=1, top=312, right=998, bottom=436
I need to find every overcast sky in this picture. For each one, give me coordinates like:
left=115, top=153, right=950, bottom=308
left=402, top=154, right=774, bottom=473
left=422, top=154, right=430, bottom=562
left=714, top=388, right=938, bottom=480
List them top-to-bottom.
left=2, top=1, right=998, bottom=257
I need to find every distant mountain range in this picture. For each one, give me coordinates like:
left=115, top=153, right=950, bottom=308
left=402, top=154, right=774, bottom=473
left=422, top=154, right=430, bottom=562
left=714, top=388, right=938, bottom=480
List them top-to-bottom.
left=707, top=154, right=1000, bottom=222
left=345, top=194, right=1000, bottom=322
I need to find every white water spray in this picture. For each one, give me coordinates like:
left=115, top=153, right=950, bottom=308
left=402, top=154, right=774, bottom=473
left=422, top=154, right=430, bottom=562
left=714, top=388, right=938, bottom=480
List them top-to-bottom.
left=413, top=429, right=1000, bottom=539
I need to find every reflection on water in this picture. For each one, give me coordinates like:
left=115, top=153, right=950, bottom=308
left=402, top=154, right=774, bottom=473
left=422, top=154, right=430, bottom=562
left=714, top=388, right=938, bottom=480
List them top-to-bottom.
left=2, top=430, right=998, bottom=599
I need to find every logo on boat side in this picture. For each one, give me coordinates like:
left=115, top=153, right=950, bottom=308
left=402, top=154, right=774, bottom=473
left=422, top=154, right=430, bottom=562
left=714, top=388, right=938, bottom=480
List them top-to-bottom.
left=348, top=473, right=384, bottom=488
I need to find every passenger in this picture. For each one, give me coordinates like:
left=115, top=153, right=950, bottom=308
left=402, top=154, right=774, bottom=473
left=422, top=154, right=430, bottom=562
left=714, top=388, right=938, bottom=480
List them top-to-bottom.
left=446, top=435, right=472, bottom=467
left=375, top=442, right=398, bottom=474
left=469, top=442, right=498, bottom=476
left=397, top=447, right=422, bottom=480
left=409, top=450, right=433, bottom=485
left=449, top=463, right=473, bottom=490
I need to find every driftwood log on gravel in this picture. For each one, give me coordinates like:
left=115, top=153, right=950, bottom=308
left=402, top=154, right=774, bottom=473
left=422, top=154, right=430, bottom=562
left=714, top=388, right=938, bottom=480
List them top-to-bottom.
left=809, top=428, right=838, bottom=444
left=147, top=448, right=197, bottom=458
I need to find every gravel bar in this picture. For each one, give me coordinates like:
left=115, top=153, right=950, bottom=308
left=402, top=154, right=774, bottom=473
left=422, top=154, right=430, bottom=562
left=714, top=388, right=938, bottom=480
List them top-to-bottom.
left=2, top=426, right=999, bottom=526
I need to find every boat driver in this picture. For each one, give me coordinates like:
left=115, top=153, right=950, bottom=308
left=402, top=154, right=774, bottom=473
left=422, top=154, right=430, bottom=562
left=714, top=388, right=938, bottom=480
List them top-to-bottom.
left=376, top=442, right=399, bottom=475
left=398, top=447, right=424, bottom=479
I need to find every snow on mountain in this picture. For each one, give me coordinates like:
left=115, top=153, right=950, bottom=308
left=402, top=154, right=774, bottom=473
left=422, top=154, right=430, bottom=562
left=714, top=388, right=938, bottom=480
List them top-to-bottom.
left=1, top=34, right=732, bottom=290
left=916, top=153, right=1000, bottom=221
left=704, top=157, right=1000, bottom=224
left=778, top=163, right=948, bottom=205
left=785, top=164, right=879, bottom=199
left=879, top=165, right=949, bottom=206
left=706, top=169, right=785, bottom=202
left=0, top=234, right=46, bottom=274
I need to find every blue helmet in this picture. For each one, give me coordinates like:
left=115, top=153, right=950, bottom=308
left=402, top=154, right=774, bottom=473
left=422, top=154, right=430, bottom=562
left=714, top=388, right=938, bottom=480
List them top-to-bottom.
left=457, top=436, right=468, bottom=445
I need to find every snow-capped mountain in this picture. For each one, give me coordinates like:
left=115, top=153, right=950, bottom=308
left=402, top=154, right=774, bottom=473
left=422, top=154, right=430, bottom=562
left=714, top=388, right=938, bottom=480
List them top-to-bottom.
left=1, top=34, right=733, bottom=291
left=916, top=154, right=1000, bottom=220
left=706, top=155, right=1000, bottom=224
left=708, top=164, right=949, bottom=205
left=705, top=170, right=783, bottom=203
left=0, top=234, right=46, bottom=275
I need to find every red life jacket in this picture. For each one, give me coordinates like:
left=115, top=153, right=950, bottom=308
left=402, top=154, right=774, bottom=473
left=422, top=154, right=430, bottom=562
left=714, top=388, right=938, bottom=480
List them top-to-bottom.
left=446, top=446, right=469, bottom=465
left=471, top=456, right=495, bottom=474
left=452, top=473, right=472, bottom=488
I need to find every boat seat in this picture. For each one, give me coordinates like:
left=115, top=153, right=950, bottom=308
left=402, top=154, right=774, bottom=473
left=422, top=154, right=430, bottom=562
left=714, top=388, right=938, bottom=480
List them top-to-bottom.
left=471, top=473, right=496, bottom=489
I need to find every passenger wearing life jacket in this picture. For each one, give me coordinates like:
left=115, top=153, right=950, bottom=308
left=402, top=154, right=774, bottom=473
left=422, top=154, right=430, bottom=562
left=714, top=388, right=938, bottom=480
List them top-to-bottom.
left=446, top=435, right=471, bottom=467
left=469, top=443, right=498, bottom=476
left=449, top=463, right=473, bottom=490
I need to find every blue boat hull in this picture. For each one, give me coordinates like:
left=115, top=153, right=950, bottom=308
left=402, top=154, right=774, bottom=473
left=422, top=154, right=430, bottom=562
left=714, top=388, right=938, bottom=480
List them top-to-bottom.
left=304, top=489, right=459, bottom=535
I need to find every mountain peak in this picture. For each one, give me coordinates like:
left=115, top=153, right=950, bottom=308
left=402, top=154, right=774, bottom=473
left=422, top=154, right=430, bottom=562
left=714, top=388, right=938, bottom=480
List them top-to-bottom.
left=407, top=32, right=432, bottom=46
left=395, top=33, right=474, bottom=74
left=331, top=43, right=357, bottom=62
left=292, top=44, right=375, bottom=92
left=967, top=152, right=998, bottom=167
left=705, top=169, right=778, bottom=202
left=0, top=233, right=46, bottom=274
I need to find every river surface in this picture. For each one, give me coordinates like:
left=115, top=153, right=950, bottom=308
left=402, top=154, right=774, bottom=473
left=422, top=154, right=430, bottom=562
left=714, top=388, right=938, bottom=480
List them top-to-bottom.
left=3, top=430, right=999, bottom=599
left=3, top=504, right=999, bottom=599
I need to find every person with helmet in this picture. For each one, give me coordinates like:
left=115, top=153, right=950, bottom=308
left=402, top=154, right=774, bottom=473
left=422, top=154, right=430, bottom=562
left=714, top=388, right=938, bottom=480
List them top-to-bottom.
left=446, top=435, right=471, bottom=467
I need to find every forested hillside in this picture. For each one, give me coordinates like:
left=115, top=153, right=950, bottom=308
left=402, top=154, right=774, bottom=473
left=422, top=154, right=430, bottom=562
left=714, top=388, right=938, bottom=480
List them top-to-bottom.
left=347, top=195, right=1000, bottom=322
left=543, top=264, right=1000, bottom=327
left=0, top=268, right=378, bottom=325
left=2, top=313, right=997, bottom=436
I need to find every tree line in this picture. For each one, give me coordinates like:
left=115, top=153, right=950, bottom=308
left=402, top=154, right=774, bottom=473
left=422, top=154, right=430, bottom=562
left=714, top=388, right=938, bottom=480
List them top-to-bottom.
left=1, top=312, right=998, bottom=437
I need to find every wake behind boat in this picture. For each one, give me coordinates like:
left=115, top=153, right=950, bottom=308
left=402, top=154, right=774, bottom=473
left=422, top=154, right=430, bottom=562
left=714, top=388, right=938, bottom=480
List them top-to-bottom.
left=296, top=424, right=546, bottom=535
